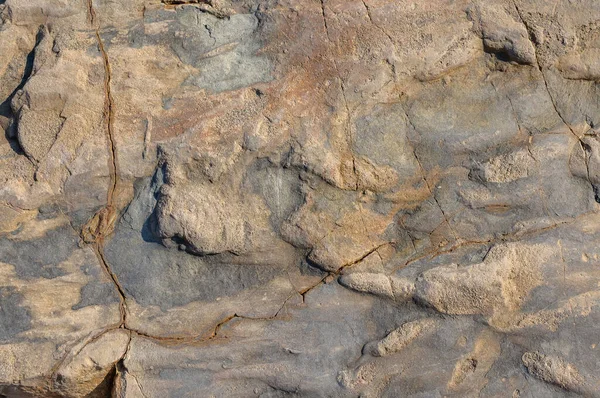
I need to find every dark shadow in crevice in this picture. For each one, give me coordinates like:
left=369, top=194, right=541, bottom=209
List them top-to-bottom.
left=0, top=28, right=42, bottom=155
left=484, top=48, right=512, bottom=63
left=140, top=163, right=166, bottom=244
left=592, top=184, right=600, bottom=204
left=141, top=209, right=161, bottom=243
left=87, top=365, right=117, bottom=398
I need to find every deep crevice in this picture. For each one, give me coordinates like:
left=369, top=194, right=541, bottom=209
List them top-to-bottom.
left=80, top=0, right=127, bottom=331
left=160, top=0, right=232, bottom=19
left=0, top=26, right=43, bottom=155
left=87, top=365, right=116, bottom=398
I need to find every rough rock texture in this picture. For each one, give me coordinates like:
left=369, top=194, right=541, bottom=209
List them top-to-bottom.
left=1, top=0, right=600, bottom=397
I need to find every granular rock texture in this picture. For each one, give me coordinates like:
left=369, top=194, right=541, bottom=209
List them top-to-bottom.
left=1, top=0, right=600, bottom=397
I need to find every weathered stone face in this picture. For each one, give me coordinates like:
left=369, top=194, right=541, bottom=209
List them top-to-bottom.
left=1, top=0, right=600, bottom=396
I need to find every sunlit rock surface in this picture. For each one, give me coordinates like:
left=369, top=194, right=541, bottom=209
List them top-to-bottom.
left=1, top=0, right=600, bottom=396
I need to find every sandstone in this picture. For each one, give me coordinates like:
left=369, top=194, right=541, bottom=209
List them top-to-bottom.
left=1, top=0, right=600, bottom=396
left=470, top=1, right=537, bottom=65
left=363, top=318, right=436, bottom=357
left=53, top=329, right=130, bottom=398
left=522, top=351, right=596, bottom=397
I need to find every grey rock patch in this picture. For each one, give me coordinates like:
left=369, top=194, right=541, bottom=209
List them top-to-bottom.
left=469, top=1, right=536, bottom=65
left=141, top=6, right=272, bottom=92
left=105, top=173, right=290, bottom=310
left=0, top=224, right=74, bottom=279
left=71, top=280, right=120, bottom=311
left=0, top=286, right=31, bottom=343
left=522, top=351, right=593, bottom=396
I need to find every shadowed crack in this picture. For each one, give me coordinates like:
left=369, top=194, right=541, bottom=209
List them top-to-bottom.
left=81, top=0, right=127, bottom=328
left=86, top=0, right=118, bottom=207
left=161, top=0, right=233, bottom=18
left=361, top=0, right=395, bottom=45
left=0, top=26, right=43, bottom=156
left=388, top=209, right=593, bottom=276
left=337, top=241, right=393, bottom=272
left=67, top=268, right=335, bottom=348
left=298, top=274, right=329, bottom=304
left=127, top=310, right=292, bottom=346
left=47, top=328, right=132, bottom=396
left=112, top=333, right=137, bottom=397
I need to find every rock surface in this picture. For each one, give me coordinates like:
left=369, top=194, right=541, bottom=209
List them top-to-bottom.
left=1, top=0, right=600, bottom=397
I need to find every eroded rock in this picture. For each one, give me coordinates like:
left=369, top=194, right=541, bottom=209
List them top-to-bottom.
left=1, top=0, right=600, bottom=396
left=470, top=1, right=537, bottom=65
left=363, top=318, right=436, bottom=357
left=53, top=329, right=130, bottom=398
left=522, top=351, right=592, bottom=396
